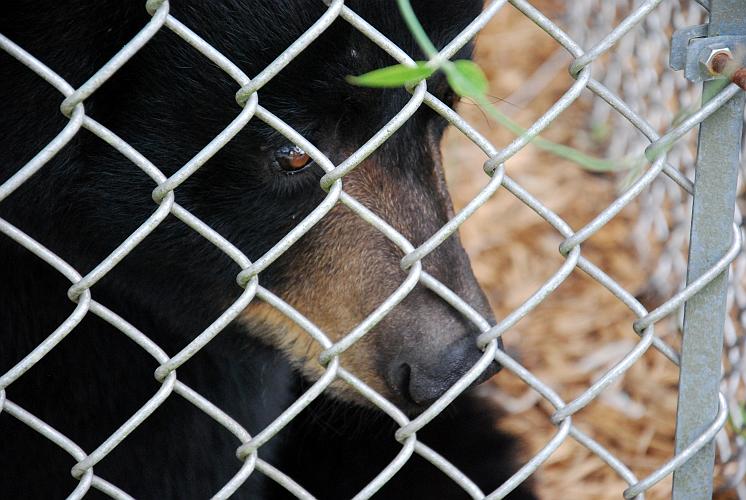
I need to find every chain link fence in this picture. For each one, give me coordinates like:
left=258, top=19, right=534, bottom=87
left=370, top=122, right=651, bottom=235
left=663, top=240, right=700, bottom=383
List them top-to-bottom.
left=1, top=0, right=744, bottom=498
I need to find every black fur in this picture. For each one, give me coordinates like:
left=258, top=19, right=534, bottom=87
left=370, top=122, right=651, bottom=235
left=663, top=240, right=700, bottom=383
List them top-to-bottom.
left=0, top=1, right=536, bottom=498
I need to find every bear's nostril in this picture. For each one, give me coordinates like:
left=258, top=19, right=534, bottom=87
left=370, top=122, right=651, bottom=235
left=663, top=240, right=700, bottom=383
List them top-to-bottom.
left=385, top=336, right=505, bottom=408
left=388, top=362, right=414, bottom=402
left=389, top=362, right=442, bottom=406
left=406, top=367, right=450, bottom=406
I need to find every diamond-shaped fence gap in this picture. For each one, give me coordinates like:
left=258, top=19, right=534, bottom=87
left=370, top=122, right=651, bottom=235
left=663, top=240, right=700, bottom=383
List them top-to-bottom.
left=233, top=0, right=344, bottom=105
left=469, top=0, right=568, bottom=97
left=58, top=5, right=169, bottom=119
left=465, top=7, right=588, bottom=155
left=0, top=39, right=86, bottom=203
left=75, top=46, right=253, bottom=189
left=0, top=48, right=79, bottom=197
left=319, top=81, right=429, bottom=190
left=491, top=83, right=591, bottom=173
left=398, top=96, right=507, bottom=271
left=0, top=105, right=84, bottom=203
left=235, top=107, right=341, bottom=285
left=446, top=171, right=570, bottom=288
left=444, top=172, right=574, bottom=310
left=311, top=193, right=427, bottom=354
left=545, top=203, right=656, bottom=301
left=0, top=220, right=91, bottom=391
left=0, top=244, right=83, bottom=375
left=479, top=246, right=579, bottom=348
left=577, top=257, right=680, bottom=367
left=506, top=266, right=644, bottom=411
left=152, top=278, right=258, bottom=381
left=88, top=299, right=273, bottom=498
left=86, top=302, right=268, bottom=499
left=16, top=304, right=162, bottom=412
left=233, top=314, right=338, bottom=460
left=482, top=349, right=572, bottom=499
left=474, top=360, right=565, bottom=427
left=331, top=367, right=420, bottom=499
left=561, top=371, right=675, bottom=462
left=70, top=373, right=177, bottom=481
left=169, top=381, right=263, bottom=499
left=87, top=384, right=271, bottom=495
left=1, top=399, right=102, bottom=499
left=541, top=438, right=629, bottom=498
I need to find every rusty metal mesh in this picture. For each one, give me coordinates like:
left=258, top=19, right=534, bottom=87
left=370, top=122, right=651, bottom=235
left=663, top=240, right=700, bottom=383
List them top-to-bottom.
left=0, top=0, right=743, bottom=498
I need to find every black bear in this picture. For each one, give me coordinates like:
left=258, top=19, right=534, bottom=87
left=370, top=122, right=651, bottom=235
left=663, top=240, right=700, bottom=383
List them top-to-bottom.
left=0, top=1, right=536, bottom=498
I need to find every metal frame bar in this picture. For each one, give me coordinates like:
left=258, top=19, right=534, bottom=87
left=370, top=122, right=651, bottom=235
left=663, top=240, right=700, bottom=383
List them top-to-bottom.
left=673, top=1, right=746, bottom=498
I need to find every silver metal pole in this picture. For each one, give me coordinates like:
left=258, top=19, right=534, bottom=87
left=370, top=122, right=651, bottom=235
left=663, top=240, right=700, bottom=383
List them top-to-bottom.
left=673, top=1, right=746, bottom=498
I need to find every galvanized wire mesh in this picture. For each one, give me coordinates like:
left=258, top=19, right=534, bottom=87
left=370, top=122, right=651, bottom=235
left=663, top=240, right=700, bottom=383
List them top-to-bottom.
left=0, top=0, right=743, bottom=498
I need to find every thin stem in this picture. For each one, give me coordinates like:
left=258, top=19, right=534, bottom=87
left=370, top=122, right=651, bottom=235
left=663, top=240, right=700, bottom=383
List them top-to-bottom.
left=396, top=0, right=439, bottom=58
left=397, top=0, right=623, bottom=173
left=472, top=94, right=622, bottom=171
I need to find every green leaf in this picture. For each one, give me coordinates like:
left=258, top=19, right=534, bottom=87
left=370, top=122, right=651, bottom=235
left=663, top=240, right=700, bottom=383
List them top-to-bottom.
left=446, top=60, right=488, bottom=99
left=347, top=62, right=434, bottom=88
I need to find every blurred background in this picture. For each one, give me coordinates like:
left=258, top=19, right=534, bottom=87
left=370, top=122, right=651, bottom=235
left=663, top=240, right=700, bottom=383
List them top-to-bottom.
left=441, top=1, right=746, bottom=498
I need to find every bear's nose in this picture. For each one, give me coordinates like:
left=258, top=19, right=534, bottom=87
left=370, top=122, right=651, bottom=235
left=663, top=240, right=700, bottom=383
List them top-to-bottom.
left=386, top=335, right=502, bottom=406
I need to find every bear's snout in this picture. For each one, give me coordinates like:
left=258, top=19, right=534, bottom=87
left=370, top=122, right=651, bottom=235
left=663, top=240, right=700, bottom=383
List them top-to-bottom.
left=384, top=330, right=503, bottom=409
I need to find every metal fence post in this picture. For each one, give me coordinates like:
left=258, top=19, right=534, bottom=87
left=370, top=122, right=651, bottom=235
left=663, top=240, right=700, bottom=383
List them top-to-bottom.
left=673, top=1, right=746, bottom=498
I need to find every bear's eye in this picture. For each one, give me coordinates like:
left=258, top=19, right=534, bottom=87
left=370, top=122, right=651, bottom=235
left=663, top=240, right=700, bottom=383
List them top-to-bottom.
left=273, top=145, right=313, bottom=174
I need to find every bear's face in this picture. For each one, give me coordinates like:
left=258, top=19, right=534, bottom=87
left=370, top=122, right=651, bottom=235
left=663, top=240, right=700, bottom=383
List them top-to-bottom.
left=2, top=0, right=498, bottom=414
left=212, top=0, right=502, bottom=411
left=238, top=116, right=501, bottom=412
